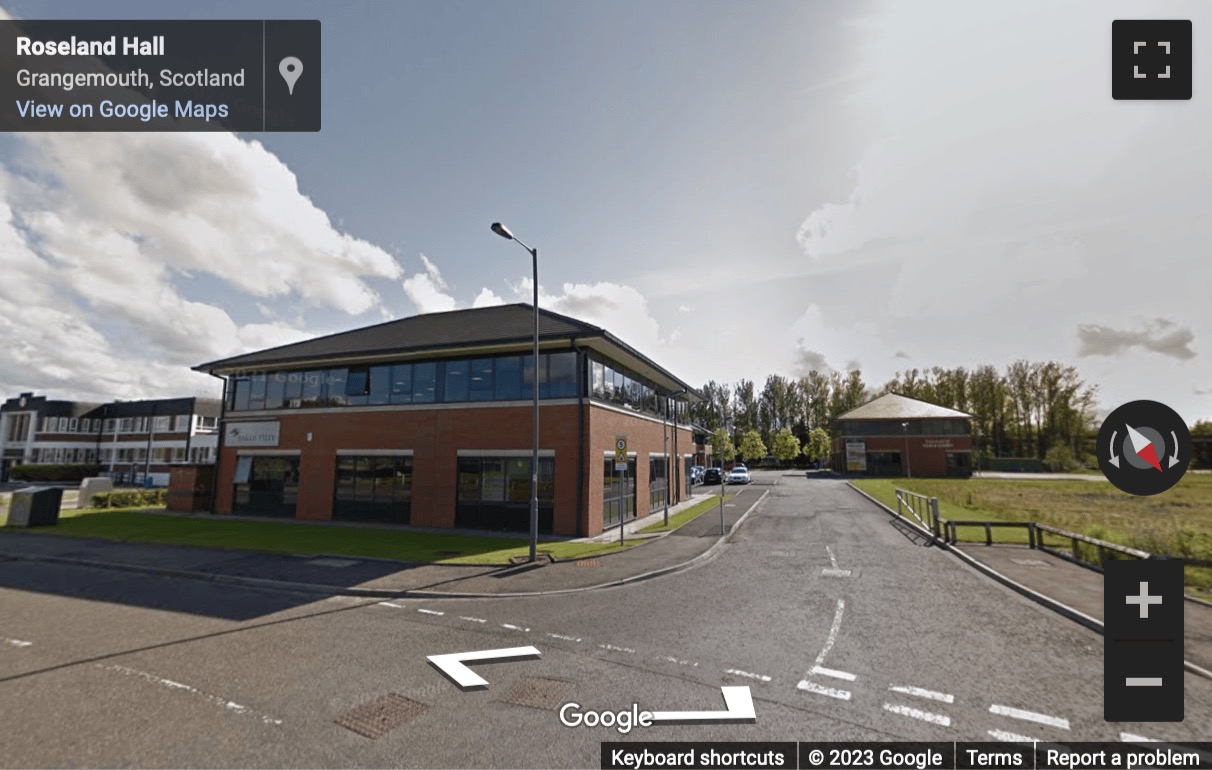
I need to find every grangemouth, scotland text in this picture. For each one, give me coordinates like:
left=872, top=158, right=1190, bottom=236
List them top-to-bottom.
left=16, top=68, right=245, bottom=92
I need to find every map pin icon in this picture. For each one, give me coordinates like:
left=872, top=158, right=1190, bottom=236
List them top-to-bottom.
left=279, top=56, right=303, bottom=95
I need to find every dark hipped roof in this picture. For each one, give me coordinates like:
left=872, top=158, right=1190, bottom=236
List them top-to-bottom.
left=194, top=304, right=701, bottom=399
left=835, top=393, right=973, bottom=421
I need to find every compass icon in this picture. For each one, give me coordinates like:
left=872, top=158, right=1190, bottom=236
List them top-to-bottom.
left=1098, top=400, right=1191, bottom=496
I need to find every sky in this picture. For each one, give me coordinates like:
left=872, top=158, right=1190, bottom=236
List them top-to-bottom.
left=1, top=0, right=1209, bottom=424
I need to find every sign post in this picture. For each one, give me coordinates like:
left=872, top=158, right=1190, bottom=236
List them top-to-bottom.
left=615, top=435, right=628, bottom=545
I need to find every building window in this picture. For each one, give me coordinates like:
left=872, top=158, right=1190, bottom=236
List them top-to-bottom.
left=547, top=351, right=577, bottom=398
left=494, top=356, right=522, bottom=400
left=469, top=358, right=494, bottom=401
left=444, top=360, right=470, bottom=402
left=591, top=360, right=605, bottom=399
left=412, top=362, right=437, bottom=403
left=389, top=363, right=413, bottom=404
left=369, top=366, right=392, bottom=405
left=344, top=367, right=370, bottom=406
left=265, top=372, right=287, bottom=410
left=153, top=415, right=171, bottom=433
left=175, top=415, right=190, bottom=432
left=68, top=417, right=78, bottom=432
left=119, top=418, right=133, bottom=433
left=333, top=455, right=413, bottom=524
left=649, top=455, right=668, bottom=513
left=232, top=456, right=299, bottom=518
left=456, top=456, right=554, bottom=533
left=603, top=457, right=637, bottom=529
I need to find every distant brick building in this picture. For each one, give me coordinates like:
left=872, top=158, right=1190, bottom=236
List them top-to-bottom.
left=193, top=304, right=701, bottom=537
left=831, top=393, right=973, bottom=477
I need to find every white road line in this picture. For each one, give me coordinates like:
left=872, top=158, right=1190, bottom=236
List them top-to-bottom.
left=826, top=545, right=840, bottom=569
left=820, top=568, right=853, bottom=577
left=812, top=598, right=845, bottom=669
left=376, top=601, right=403, bottom=608
left=417, top=608, right=444, bottom=616
left=459, top=616, right=487, bottom=623
left=500, top=623, right=530, bottom=632
left=546, top=633, right=582, bottom=642
left=2, top=637, right=32, bottom=648
left=599, top=643, right=635, bottom=654
left=663, top=656, right=698, bottom=667
left=101, top=665, right=282, bottom=725
left=811, top=665, right=856, bottom=682
left=726, top=668, right=771, bottom=682
left=796, top=680, right=851, bottom=701
left=889, top=685, right=954, bottom=704
left=883, top=703, right=952, bottom=727
left=989, top=704, right=1070, bottom=730
left=989, top=728, right=1041, bottom=743
left=1121, top=733, right=1159, bottom=742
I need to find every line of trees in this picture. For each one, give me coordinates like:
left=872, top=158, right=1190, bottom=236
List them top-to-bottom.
left=690, top=361, right=1101, bottom=467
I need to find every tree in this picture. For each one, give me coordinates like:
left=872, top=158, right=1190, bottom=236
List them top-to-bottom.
left=733, top=379, right=758, bottom=435
left=711, top=427, right=735, bottom=466
left=771, top=427, right=800, bottom=463
left=802, top=427, right=831, bottom=463
left=737, top=428, right=767, bottom=464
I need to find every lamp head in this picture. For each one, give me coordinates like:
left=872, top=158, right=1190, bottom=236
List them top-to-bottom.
left=490, top=222, right=514, bottom=240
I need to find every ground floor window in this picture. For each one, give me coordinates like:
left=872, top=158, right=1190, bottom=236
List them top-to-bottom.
left=233, top=455, right=299, bottom=517
left=334, top=455, right=413, bottom=523
left=648, top=455, right=667, bottom=513
left=456, top=456, right=554, bottom=533
left=603, top=457, right=636, bottom=529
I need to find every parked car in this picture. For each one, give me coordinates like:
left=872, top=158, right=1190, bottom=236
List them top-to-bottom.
left=691, top=465, right=705, bottom=484
left=726, top=465, right=751, bottom=484
left=702, top=467, right=723, bottom=485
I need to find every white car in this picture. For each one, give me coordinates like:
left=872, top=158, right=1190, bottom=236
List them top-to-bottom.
left=726, top=466, right=751, bottom=484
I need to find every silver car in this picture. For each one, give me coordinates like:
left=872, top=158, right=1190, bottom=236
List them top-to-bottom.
left=726, top=465, right=751, bottom=484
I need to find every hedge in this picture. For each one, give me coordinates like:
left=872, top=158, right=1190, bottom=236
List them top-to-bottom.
left=9, top=464, right=103, bottom=482
left=90, top=489, right=168, bottom=509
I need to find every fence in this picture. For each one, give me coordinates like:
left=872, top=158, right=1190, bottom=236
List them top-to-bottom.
left=891, top=487, right=1212, bottom=573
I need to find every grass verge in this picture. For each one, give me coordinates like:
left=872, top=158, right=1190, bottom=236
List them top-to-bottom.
left=852, top=476, right=1212, bottom=593
left=639, top=493, right=734, bottom=533
left=5, top=506, right=641, bottom=565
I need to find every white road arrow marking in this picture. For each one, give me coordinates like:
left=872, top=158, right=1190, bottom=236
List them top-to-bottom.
left=427, top=646, right=540, bottom=690
left=648, top=686, right=755, bottom=723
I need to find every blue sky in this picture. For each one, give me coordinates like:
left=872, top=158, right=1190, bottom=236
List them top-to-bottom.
left=1, top=0, right=1210, bottom=424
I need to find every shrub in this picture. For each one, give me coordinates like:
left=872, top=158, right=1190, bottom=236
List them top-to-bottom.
left=1043, top=445, right=1078, bottom=473
left=9, top=464, right=103, bottom=482
left=90, top=489, right=167, bottom=509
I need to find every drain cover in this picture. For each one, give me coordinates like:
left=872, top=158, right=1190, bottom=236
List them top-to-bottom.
left=306, top=557, right=360, bottom=568
left=575, top=559, right=601, bottom=568
left=500, top=677, right=573, bottom=711
left=334, top=694, right=426, bottom=738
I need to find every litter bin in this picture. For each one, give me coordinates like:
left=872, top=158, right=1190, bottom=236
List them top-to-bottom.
left=142, top=474, right=154, bottom=489
left=6, top=486, right=63, bottom=527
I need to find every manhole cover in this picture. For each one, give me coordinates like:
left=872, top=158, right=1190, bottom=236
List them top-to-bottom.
left=306, top=557, right=361, bottom=568
left=575, top=559, right=601, bottom=568
left=500, top=677, right=572, bottom=711
left=334, top=694, right=426, bottom=739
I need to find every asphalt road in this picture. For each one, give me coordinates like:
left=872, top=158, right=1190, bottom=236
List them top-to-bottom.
left=1, top=476, right=1209, bottom=768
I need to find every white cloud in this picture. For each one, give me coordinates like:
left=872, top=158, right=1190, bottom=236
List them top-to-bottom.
left=0, top=129, right=402, bottom=400
left=401, top=252, right=457, bottom=313
left=471, top=287, right=506, bottom=308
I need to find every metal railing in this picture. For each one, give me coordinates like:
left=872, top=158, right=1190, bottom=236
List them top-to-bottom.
left=890, top=487, right=1212, bottom=572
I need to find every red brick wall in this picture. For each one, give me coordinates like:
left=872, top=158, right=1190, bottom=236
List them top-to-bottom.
left=215, top=402, right=694, bottom=537
left=832, top=435, right=973, bottom=476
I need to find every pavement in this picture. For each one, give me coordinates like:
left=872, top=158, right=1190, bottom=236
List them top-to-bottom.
left=2, top=473, right=1210, bottom=676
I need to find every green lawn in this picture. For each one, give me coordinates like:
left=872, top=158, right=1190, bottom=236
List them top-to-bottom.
left=853, top=475, right=1212, bottom=592
left=639, top=493, right=734, bottom=533
left=4, top=506, right=639, bottom=565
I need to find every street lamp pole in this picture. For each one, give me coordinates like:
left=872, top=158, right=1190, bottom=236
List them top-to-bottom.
left=492, top=222, right=540, bottom=563
left=902, top=421, right=912, bottom=479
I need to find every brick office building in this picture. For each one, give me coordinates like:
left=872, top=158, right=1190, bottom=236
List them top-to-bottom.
left=193, top=304, right=701, bottom=537
left=831, top=393, right=973, bottom=477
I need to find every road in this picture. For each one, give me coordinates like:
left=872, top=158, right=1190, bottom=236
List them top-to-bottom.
left=1, top=476, right=1209, bottom=767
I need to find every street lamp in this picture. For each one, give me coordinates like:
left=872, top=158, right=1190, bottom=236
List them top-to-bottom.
left=491, top=222, right=540, bottom=563
left=663, top=388, right=688, bottom=526
left=901, top=421, right=912, bottom=478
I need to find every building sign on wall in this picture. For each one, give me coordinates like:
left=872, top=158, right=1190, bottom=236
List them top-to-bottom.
left=225, top=420, right=280, bottom=447
left=922, top=439, right=954, bottom=449
left=845, top=440, right=867, bottom=472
